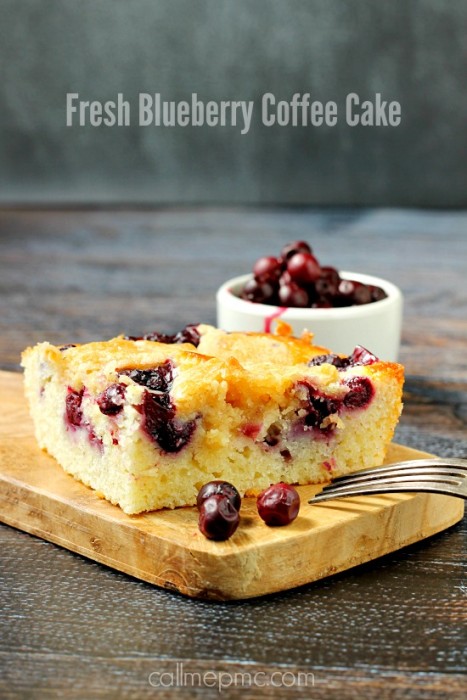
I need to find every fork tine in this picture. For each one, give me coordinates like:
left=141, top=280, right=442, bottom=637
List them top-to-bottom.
left=309, top=458, right=467, bottom=503
left=331, top=458, right=467, bottom=483
left=329, top=465, right=467, bottom=486
left=321, top=473, right=463, bottom=492
left=310, top=481, right=465, bottom=503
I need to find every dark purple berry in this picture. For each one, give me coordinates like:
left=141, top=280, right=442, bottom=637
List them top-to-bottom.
left=280, top=240, right=312, bottom=261
left=287, top=253, right=321, bottom=285
left=253, top=256, right=283, bottom=282
left=315, top=266, right=341, bottom=298
left=278, top=271, right=292, bottom=286
left=241, top=277, right=276, bottom=304
left=335, top=279, right=356, bottom=306
left=278, top=282, right=309, bottom=307
left=352, top=282, right=372, bottom=305
left=369, top=285, right=387, bottom=302
left=311, top=299, right=333, bottom=308
left=124, top=324, right=201, bottom=347
left=174, top=324, right=201, bottom=347
left=125, top=331, right=172, bottom=342
left=145, top=332, right=174, bottom=342
left=350, top=345, right=378, bottom=366
left=309, top=346, right=378, bottom=370
left=308, top=353, right=350, bottom=369
left=120, top=361, right=174, bottom=394
left=120, top=362, right=195, bottom=453
left=343, top=376, right=374, bottom=409
left=292, top=382, right=342, bottom=436
left=97, top=383, right=126, bottom=415
left=65, top=386, right=102, bottom=448
left=65, top=387, right=84, bottom=426
left=141, top=390, right=196, bottom=452
left=304, top=392, right=340, bottom=430
left=197, top=480, right=241, bottom=511
left=257, top=482, right=300, bottom=526
left=198, top=494, right=240, bottom=540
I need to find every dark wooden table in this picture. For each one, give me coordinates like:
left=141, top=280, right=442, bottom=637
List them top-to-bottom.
left=1, top=208, right=466, bottom=699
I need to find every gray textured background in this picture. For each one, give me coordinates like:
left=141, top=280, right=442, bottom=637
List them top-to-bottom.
left=1, top=0, right=466, bottom=206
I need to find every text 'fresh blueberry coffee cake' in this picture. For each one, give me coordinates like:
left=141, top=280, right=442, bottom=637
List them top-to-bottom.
left=21, top=323, right=404, bottom=514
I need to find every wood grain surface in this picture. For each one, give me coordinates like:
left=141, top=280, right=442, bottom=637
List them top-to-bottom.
left=0, top=208, right=466, bottom=698
left=1, top=371, right=463, bottom=601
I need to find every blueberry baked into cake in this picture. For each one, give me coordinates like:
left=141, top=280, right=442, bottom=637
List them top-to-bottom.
left=21, top=323, right=404, bottom=514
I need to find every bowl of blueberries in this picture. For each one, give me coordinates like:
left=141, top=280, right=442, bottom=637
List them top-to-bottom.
left=217, top=240, right=403, bottom=361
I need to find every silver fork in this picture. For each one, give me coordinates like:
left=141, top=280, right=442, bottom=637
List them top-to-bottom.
left=309, top=458, right=467, bottom=503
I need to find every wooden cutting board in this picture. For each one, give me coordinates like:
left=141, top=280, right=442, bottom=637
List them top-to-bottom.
left=0, top=370, right=463, bottom=600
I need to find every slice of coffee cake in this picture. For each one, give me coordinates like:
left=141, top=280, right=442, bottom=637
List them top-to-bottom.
left=21, top=325, right=403, bottom=514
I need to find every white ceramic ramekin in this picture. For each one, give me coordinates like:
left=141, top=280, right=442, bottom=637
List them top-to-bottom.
left=216, top=272, right=403, bottom=361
